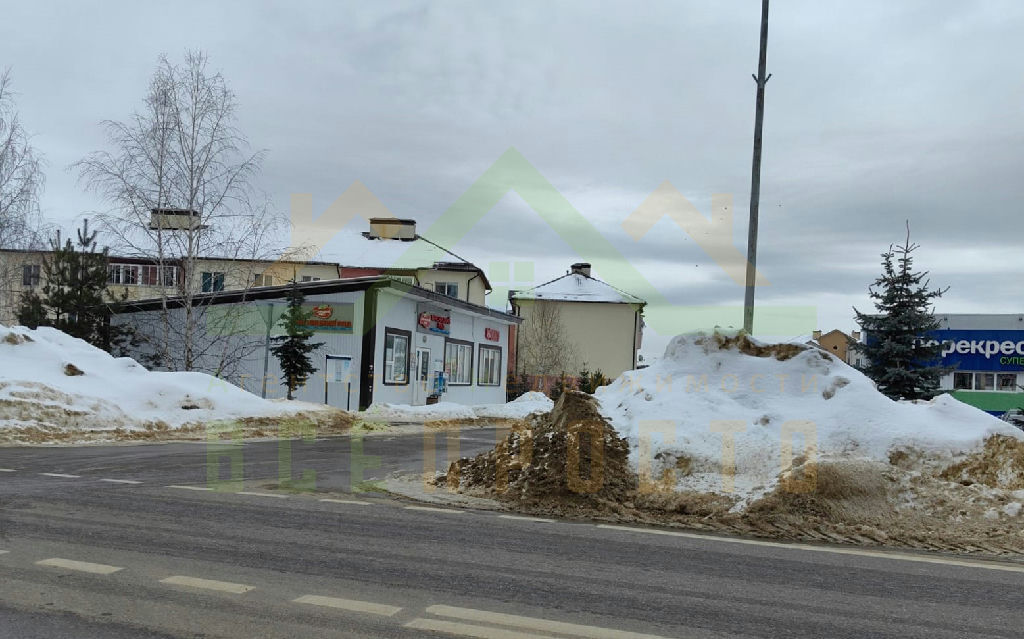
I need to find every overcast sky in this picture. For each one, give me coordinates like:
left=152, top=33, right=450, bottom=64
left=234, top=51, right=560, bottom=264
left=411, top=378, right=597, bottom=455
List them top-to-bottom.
left=4, top=1, right=1023, bottom=357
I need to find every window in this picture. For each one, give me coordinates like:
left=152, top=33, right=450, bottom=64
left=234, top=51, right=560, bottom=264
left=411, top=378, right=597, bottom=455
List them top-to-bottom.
left=108, top=263, right=139, bottom=285
left=22, top=264, right=40, bottom=287
left=141, top=265, right=176, bottom=287
left=201, top=271, right=225, bottom=292
left=253, top=274, right=274, bottom=287
left=300, top=275, right=321, bottom=282
left=434, top=281, right=459, bottom=298
left=383, top=328, right=410, bottom=385
left=445, top=338, right=473, bottom=385
left=478, top=345, right=502, bottom=386
left=953, top=372, right=974, bottom=390
left=975, top=373, right=995, bottom=391
left=997, top=373, right=1019, bottom=392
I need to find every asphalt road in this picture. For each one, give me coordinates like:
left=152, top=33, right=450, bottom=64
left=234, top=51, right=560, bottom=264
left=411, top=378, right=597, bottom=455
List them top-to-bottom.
left=1, top=427, right=1023, bottom=639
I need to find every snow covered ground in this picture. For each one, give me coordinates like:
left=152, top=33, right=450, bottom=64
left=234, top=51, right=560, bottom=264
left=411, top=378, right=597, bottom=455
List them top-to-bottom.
left=0, top=324, right=330, bottom=436
left=596, top=331, right=1022, bottom=506
left=362, top=391, right=554, bottom=423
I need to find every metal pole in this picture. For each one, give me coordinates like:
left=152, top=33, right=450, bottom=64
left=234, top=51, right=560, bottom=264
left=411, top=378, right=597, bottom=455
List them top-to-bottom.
left=743, top=0, right=771, bottom=335
left=261, top=303, right=273, bottom=398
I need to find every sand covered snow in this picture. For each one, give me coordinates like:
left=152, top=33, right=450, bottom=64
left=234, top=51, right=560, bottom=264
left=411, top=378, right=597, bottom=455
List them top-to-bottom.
left=0, top=324, right=348, bottom=442
left=442, top=331, right=1024, bottom=556
left=596, top=331, right=1021, bottom=505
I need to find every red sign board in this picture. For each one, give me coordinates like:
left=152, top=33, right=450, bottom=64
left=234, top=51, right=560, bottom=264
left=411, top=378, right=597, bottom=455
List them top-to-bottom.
left=484, top=327, right=500, bottom=342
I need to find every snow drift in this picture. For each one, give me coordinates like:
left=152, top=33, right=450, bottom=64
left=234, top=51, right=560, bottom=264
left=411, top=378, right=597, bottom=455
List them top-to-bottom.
left=0, top=324, right=336, bottom=438
left=595, top=331, right=1021, bottom=505
left=364, top=392, right=555, bottom=423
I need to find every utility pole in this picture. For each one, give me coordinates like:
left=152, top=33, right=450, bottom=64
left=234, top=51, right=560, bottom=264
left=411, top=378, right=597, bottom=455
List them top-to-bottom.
left=743, top=0, right=771, bottom=335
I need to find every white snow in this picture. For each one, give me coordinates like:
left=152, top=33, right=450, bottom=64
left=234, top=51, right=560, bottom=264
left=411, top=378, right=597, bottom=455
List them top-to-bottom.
left=511, top=273, right=643, bottom=304
left=0, top=324, right=324, bottom=432
left=596, top=331, right=1021, bottom=505
left=363, top=391, right=554, bottom=422
left=472, top=392, right=554, bottom=419
left=362, top=402, right=477, bottom=422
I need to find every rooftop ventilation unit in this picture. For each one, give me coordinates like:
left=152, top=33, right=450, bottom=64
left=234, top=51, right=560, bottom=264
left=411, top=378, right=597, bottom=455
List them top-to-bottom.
left=149, top=208, right=207, bottom=231
left=364, top=218, right=416, bottom=241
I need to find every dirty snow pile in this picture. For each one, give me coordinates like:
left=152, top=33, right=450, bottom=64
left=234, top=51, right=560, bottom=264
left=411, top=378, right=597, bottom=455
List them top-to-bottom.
left=0, top=324, right=323, bottom=434
left=595, top=331, right=1021, bottom=506
left=365, top=392, right=554, bottom=423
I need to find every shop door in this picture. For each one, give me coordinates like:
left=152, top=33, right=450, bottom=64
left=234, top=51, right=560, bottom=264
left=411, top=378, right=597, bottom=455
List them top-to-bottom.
left=413, top=348, right=431, bottom=405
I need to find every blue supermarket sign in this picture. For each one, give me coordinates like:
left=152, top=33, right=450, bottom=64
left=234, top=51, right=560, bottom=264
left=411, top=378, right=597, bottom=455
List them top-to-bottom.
left=928, top=330, right=1024, bottom=371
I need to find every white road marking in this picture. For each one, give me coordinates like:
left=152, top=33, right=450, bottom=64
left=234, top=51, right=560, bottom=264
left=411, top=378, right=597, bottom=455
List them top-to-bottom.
left=0, top=468, right=17, bottom=472
left=39, top=473, right=80, bottom=478
left=99, top=478, right=142, bottom=485
left=166, top=485, right=213, bottom=492
left=236, top=491, right=289, bottom=499
left=319, top=498, right=372, bottom=505
left=404, top=506, right=465, bottom=514
left=498, top=515, right=555, bottom=524
left=596, top=524, right=1024, bottom=574
left=0, top=550, right=9, bottom=555
left=36, top=558, right=123, bottom=575
left=160, top=576, right=254, bottom=594
left=293, top=594, right=402, bottom=616
left=426, top=605, right=679, bottom=639
left=405, top=618, right=552, bottom=639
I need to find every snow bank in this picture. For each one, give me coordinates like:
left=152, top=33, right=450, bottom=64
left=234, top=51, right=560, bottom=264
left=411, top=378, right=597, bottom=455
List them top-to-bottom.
left=0, top=324, right=324, bottom=433
left=596, top=331, right=1020, bottom=504
left=473, top=392, right=554, bottom=419
left=362, top=402, right=477, bottom=422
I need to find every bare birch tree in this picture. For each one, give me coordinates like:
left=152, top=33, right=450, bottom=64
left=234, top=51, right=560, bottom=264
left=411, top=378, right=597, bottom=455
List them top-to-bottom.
left=76, top=51, right=285, bottom=376
left=0, top=68, right=47, bottom=319
left=517, top=301, right=579, bottom=376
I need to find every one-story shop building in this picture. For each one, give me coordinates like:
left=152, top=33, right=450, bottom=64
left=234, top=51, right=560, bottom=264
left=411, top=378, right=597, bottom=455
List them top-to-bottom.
left=113, top=276, right=520, bottom=410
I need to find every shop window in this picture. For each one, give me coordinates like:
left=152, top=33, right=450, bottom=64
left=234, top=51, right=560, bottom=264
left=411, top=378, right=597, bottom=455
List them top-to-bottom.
left=22, top=264, right=40, bottom=287
left=201, top=271, right=225, bottom=292
left=434, top=282, right=459, bottom=298
left=383, top=328, right=410, bottom=385
left=445, top=338, right=473, bottom=385
left=478, top=345, right=502, bottom=386
left=953, top=372, right=973, bottom=390
left=975, top=373, right=995, bottom=391
left=997, top=373, right=1019, bottom=392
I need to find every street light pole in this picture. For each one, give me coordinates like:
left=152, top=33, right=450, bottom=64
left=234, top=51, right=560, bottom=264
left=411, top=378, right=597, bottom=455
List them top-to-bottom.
left=743, top=0, right=771, bottom=335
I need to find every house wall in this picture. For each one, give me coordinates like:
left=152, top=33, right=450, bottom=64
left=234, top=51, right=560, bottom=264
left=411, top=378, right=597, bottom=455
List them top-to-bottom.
left=415, top=269, right=487, bottom=306
left=515, top=299, right=641, bottom=379
left=817, top=331, right=851, bottom=362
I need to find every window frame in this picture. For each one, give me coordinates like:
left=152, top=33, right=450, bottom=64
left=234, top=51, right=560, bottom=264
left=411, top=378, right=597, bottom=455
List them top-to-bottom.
left=108, top=263, right=140, bottom=285
left=22, top=264, right=40, bottom=287
left=201, top=271, right=226, bottom=292
left=434, top=281, right=459, bottom=298
left=382, top=327, right=411, bottom=386
left=444, top=337, right=474, bottom=386
left=477, top=344, right=502, bottom=386
left=953, top=372, right=974, bottom=390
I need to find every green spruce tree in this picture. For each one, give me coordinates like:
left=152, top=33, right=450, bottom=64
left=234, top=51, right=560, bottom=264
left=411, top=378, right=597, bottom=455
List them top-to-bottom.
left=854, top=225, right=948, bottom=400
left=271, top=280, right=323, bottom=400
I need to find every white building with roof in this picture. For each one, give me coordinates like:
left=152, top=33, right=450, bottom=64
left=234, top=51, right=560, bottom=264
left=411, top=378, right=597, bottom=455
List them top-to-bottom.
left=509, top=263, right=645, bottom=379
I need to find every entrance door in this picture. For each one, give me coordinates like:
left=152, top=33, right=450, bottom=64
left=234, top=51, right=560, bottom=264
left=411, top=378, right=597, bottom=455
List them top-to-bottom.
left=413, top=348, right=431, bottom=405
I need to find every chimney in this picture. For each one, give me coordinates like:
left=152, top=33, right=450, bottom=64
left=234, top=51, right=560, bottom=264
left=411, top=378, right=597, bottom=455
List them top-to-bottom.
left=366, top=218, right=416, bottom=241
left=571, top=262, right=591, bottom=277
left=812, top=330, right=822, bottom=341
left=851, top=330, right=861, bottom=341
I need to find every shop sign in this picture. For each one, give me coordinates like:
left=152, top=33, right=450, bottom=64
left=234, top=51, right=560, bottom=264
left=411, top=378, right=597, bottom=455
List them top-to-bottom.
left=295, top=303, right=354, bottom=333
left=416, top=303, right=451, bottom=335
left=484, top=327, right=500, bottom=342
left=927, top=329, right=1024, bottom=371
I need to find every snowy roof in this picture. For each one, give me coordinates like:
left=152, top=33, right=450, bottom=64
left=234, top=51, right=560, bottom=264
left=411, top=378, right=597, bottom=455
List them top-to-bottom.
left=323, top=230, right=489, bottom=288
left=510, top=272, right=645, bottom=305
